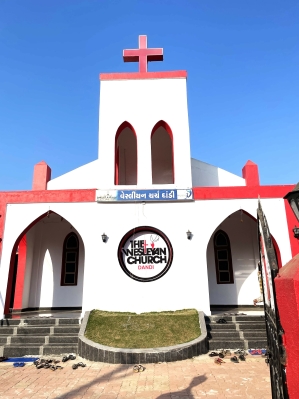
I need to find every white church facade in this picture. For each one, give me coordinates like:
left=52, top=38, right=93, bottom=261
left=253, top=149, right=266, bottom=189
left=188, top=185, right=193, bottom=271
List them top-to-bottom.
left=0, top=35, right=297, bottom=318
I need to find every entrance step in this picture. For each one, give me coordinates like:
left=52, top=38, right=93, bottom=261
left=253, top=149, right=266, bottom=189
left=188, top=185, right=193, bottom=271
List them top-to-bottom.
left=206, top=315, right=267, bottom=351
left=0, top=317, right=80, bottom=357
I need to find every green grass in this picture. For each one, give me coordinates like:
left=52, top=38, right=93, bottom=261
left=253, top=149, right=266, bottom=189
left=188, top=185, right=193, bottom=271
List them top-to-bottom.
left=85, top=309, right=201, bottom=348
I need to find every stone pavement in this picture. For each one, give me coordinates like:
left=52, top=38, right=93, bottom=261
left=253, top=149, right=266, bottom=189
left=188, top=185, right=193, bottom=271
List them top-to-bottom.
left=0, top=354, right=271, bottom=399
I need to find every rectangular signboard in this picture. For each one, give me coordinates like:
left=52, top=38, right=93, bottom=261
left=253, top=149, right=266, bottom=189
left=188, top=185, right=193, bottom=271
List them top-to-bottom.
left=96, top=189, right=193, bottom=202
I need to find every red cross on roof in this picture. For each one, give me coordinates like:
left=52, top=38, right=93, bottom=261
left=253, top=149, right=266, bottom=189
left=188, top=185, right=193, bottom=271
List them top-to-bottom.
left=123, top=35, right=163, bottom=73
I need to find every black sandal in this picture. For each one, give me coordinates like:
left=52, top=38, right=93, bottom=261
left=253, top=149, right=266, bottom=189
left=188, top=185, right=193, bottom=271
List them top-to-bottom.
left=216, top=319, right=227, bottom=324
left=230, top=356, right=239, bottom=363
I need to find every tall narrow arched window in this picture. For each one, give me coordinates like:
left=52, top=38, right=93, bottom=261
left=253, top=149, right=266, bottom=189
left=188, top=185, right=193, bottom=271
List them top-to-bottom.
left=151, top=121, right=174, bottom=184
left=115, top=122, right=137, bottom=185
left=214, top=230, right=234, bottom=284
left=61, top=233, right=79, bottom=286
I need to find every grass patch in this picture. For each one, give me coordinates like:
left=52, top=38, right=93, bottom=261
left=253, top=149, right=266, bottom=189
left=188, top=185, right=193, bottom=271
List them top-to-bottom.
left=85, top=309, right=201, bottom=348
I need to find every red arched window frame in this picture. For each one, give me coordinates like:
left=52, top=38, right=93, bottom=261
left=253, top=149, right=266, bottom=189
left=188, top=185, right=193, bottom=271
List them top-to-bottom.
left=151, top=120, right=174, bottom=184
left=114, top=121, right=137, bottom=185
left=214, top=230, right=234, bottom=284
left=61, top=233, right=79, bottom=286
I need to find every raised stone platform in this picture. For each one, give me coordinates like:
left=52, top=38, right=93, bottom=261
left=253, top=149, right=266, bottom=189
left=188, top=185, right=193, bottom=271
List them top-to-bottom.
left=78, top=311, right=208, bottom=364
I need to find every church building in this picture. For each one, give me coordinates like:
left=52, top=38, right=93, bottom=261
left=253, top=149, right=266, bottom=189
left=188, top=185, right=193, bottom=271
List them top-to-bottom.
left=0, top=35, right=297, bottom=318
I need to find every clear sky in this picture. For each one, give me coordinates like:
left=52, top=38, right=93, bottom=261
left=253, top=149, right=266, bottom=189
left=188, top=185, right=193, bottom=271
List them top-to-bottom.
left=0, top=0, right=298, bottom=190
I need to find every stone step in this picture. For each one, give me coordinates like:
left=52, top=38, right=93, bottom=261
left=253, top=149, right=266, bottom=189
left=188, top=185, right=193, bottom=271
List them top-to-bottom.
left=234, top=316, right=265, bottom=322
left=0, top=318, right=80, bottom=327
left=207, top=323, right=237, bottom=330
left=236, top=323, right=266, bottom=330
left=15, top=326, right=80, bottom=335
left=0, top=328, right=14, bottom=335
left=208, top=331, right=241, bottom=338
left=243, top=331, right=267, bottom=338
left=10, top=336, right=46, bottom=344
left=48, top=336, right=78, bottom=344
left=247, top=339, right=268, bottom=348
left=209, top=340, right=246, bottom=350
left=3, top=345, right=41, bottom=356
left=43, top=345, right=78, bottom=355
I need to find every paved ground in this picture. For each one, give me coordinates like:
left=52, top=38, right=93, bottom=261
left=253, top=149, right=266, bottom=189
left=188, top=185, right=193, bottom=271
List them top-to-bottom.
left=0, top=354, right=271, bottom=399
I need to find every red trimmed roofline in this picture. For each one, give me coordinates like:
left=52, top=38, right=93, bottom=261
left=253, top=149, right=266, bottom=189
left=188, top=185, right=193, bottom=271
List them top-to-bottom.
left=100, top=70, right=187, bottom=81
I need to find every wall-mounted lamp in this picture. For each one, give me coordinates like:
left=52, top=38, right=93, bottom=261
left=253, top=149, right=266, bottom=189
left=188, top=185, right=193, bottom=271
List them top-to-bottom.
left=293, top=226, right=299, bottom=239
left=186, top=230, right=192, bottom=240
left=102, top=233, right=108, bottom=243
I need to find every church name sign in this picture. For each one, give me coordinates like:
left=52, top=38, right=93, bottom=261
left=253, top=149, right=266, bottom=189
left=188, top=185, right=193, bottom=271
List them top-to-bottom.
left=96, top=189, right=193, bottom=202
left=118, top=226, right=173, bottom=282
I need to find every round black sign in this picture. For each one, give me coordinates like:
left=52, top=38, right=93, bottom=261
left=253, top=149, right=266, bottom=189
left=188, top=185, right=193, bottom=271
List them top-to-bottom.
left=117, top=226, right=173, bottom=282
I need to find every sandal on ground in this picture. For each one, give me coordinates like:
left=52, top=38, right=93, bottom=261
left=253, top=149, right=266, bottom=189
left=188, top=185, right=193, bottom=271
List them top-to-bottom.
left=216, top=319, right=227, bottom=324
left=218, top=352, right=225, bottom=358
left=62, top=354, right=75, bottom=362
left=239, top=354, right=246, bottom=361
left=230, top=356, right=239, bottom=363
left=214, top=358, right=225, bottom=365
left=13, top=362, right=25, bottom=367
left=77, top=362, right=86, bottom=367
left=72, top=363, right=79, bottom=370
left=133, top=364, right=145, bottom=372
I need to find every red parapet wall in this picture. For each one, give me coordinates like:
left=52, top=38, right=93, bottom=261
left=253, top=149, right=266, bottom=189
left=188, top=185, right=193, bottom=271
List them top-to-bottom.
left=275, top=254, right=299, bottom=399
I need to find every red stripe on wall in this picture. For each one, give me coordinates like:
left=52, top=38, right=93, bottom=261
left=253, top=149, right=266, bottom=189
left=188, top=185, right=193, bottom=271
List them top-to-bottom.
left=193, top=185, right=295, bottom=200
left=13, top=235, right=27, bottom=310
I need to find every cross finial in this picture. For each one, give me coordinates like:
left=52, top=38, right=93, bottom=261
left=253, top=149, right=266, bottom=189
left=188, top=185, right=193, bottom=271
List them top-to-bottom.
left=123, top=35, right=163, bottom=73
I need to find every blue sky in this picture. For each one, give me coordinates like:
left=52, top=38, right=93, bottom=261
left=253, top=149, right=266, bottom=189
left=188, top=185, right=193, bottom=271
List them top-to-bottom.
left=0, top=0, right=298, bottom=190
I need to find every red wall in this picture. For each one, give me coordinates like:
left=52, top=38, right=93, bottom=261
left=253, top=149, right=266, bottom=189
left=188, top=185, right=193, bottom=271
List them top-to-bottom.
left=275, top=254, right=299, bottom=398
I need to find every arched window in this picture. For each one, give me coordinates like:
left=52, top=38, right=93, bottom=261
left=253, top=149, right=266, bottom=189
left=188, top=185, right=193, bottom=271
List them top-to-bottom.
left=151, top=121, right=174, bottom=184
left=115, top=122, right=137, bottom=185
left=214, top=230, right=234, bottom=284
left=61, top=233, right=79, bottom=286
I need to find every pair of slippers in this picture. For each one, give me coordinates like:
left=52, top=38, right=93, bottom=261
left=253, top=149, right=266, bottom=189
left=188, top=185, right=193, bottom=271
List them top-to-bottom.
left=216, top=318, right=227, bottom=324
left=209, top=350, right=231, bottom=358
left=62, top=354, right=76, bottom=362
left=13, top=362, right=25, bottom=367
left=72, top=362, right=86, bottom=370
left=133, top=364, right=145, bottom=373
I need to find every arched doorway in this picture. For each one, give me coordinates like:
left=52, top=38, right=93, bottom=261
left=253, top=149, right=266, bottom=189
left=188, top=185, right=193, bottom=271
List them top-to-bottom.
left=151, top=120, right=174, bottom=184
left=114, top=121, right=137, bottom=185
left=206, top=209, right=282, bottom=307
left=4, top=211, right=85, bottom=315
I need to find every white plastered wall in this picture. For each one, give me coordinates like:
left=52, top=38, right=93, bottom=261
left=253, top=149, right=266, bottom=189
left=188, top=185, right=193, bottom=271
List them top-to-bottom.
left=98, top=77, right=192, bottom=190
left=191, top=158, right=246, bottom=187
left=47, top=160, right=99, bottom=190
left=0, top=197, right=292, bottom=317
